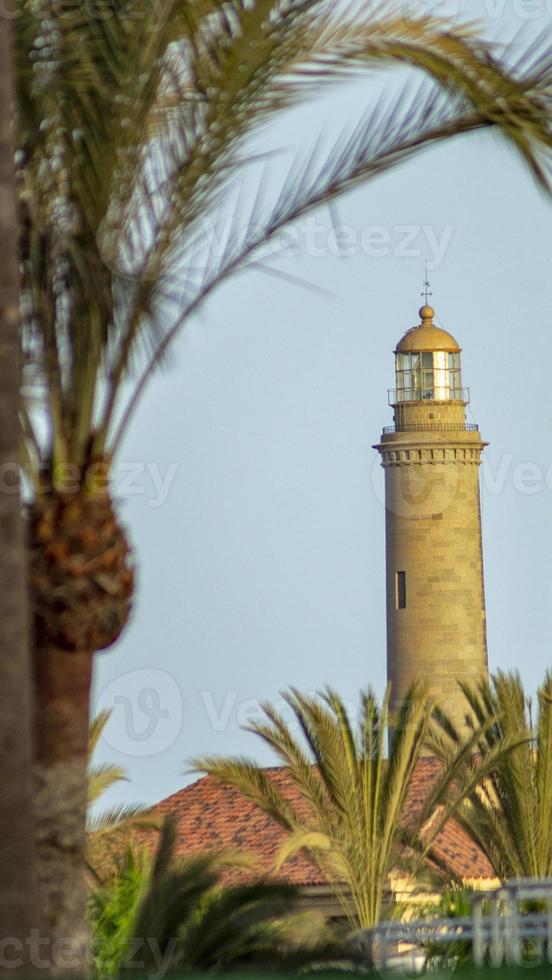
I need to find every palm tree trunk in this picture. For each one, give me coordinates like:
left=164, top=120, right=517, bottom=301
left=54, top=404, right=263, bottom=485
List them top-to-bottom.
left=0, top=13, right=40, bottom=974
left=29, top=488, right=133, bottom=973
left=33, top=646, right=93, bottom=974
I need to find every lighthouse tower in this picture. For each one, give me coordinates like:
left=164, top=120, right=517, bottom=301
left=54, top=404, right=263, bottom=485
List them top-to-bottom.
left=374, top=299, right=488, bottom=730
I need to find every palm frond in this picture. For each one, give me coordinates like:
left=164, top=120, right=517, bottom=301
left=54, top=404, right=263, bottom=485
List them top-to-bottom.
left=16, top=0, right=552, bottom=475
left=108, top=43, right=552, bottom=451
left=428, top=671, right=552, bottom=881
left=88, top=708, right=113, bottom=755
left=87, top=710, right=146, bottom=836
left=188, top=755, right=302, bottom=832
left=88, top=762, right=129, bottom=806
left=86, top=803, right=153, bottom=835
left=115, top=814, right=340, bottom=973
left=128, top=817, right=218, bottom=967
left=274, top=830, right=331, bottom=874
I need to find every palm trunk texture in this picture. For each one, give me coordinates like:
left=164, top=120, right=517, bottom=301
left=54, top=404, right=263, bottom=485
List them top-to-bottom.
left=0, top=14, right=40, bottom=975
left=30, top=489, right=133, bottom=973
left=33, top=646, right=93, bottom=973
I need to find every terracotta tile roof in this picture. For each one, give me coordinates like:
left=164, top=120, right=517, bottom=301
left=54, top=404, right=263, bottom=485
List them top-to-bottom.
left=126, top=758, right=494, bottom=887
left=151, top=767, right=319, bottom=886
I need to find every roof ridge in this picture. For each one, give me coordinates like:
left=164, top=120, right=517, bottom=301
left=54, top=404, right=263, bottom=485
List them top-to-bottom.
left=151, top=764, right=295, bottom=809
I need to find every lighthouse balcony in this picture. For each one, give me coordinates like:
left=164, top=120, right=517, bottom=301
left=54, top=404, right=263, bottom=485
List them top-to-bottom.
left=388, top=386, right=470, bottom=405
left=383, top=421, right=479, bottom=434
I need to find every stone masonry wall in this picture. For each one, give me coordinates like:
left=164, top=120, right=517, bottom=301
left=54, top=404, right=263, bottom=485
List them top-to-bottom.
left=377, top=430, right=488, bottom=733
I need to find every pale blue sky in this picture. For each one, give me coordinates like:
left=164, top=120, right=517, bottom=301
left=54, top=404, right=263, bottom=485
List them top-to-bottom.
left=92, top=0, right=552, bottom=813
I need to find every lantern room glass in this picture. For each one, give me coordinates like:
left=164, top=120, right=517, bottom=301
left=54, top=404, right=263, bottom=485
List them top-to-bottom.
left=395, top=351, right=462, bottom=401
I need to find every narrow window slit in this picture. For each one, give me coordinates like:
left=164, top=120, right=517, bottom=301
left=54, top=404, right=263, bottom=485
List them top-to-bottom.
left=396, top=571, right=406, bottom=609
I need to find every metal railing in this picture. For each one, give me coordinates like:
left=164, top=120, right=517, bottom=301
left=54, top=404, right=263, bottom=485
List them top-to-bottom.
left=388, top=386, right=470, bottom=405
left=383, top=422, right=479, bottom=434
left=354, top=880, right=552, bottom=972
left=472, top=880, right=552, bottom=969
left=352, top=916, right=473, bottom=973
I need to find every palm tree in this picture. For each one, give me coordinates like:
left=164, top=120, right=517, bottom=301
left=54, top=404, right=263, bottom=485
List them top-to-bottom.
left=14, top=0, right=552, bottom=949
left=0, top=12, right=39, bottom=969
left=428, top=670, right=552, bottom=881
left=193, top=684, right=489, bottom=930
left=89, top=816, right=349, bottom=975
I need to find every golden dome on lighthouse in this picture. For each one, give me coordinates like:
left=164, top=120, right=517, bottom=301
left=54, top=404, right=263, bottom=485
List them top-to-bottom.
left=396, top=304, right=461, bottom=353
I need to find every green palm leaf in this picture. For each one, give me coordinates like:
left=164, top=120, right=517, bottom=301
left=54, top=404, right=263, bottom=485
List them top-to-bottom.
left=15, top=0, right=552, bottom=477
left=428, top=670, right=552, bottom=881
left=87, top=709, right=147, bottom=832
left=87, top=762, right=129, bottom=807
left=86, top=804, right=154, bottom=836
left=92, top=816, right=350, bottom=974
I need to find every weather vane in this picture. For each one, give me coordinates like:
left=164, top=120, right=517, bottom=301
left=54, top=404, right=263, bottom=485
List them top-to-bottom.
left=421, top=261, right=432, bottom=305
